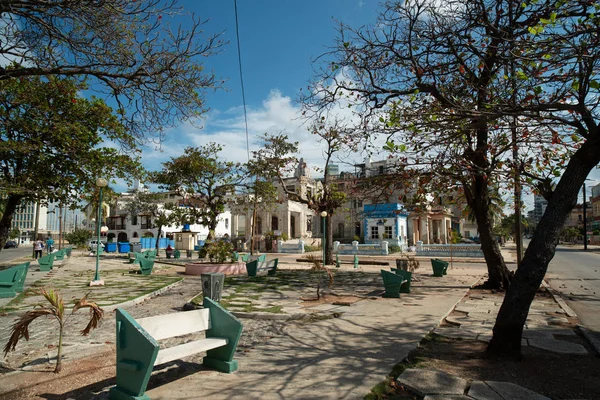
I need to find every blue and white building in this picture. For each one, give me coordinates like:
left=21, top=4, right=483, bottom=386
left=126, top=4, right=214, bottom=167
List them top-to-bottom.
left=363, top=203, right=408, bottom=248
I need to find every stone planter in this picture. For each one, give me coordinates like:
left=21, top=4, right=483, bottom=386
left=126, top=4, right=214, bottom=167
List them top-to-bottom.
left=185, top=262, right=246, bottom=276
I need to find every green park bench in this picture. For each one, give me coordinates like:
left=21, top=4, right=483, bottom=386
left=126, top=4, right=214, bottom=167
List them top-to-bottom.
left=65, top=247, right=72, bottom=257
left=54, top=249, right=66, bottom=261
left=174, top=249, right=181, bottom=259
left=129, top=250, right=157, bottom=265
left=231, top=251, right=239, bottom=262
left=38, top=253, right=56, bottom=272
left=240, top=253, right=250, bottom=263
left=336, top=254, right=341, bottom=268
left=354, top=254, right=359, bottom=269
left=138, top=258, right=155, bottom=276
left=246, top=258, right=278, bottom=277
left=431, top=258, right=449, bottom=277
left=13, top=261, right=30, bottom=292
left=0, top=263, right=28, bottom=298
left=390, top=267, right=412, bottom=293
left=380, top=269, right=407, bottom=298
left=109, top=297, right=243, bottom=400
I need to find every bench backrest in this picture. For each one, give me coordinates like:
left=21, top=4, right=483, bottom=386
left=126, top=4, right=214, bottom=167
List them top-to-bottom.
left=38, top=253, right=55, bottom=264
left=0, top=267, right=20, bottom=283
left=137, top=308, right=211, bottom=341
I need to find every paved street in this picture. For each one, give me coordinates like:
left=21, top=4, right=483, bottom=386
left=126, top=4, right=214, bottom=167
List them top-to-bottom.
left=545, top=244, right=600, bottom=346
left=0, top=247, right=32, bottom=264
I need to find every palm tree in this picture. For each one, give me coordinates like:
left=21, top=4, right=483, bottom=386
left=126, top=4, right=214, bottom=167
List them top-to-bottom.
left=3, top=288, right=103, bottom=373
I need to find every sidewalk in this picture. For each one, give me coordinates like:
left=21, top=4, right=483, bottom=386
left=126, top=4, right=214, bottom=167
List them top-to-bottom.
left=0, top=246, right=586, bottom=399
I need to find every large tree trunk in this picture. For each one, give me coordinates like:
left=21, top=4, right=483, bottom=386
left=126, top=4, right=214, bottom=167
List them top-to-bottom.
left=488, top=140, right=600, bottom=357
left=465, top=177, right=512, bottom=290
left=0, top=194, right=24, bottom=251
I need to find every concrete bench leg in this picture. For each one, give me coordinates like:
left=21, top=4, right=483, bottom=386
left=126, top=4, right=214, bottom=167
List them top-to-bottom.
left=203, top=297, right=243, bottom=373
left=110, top=309, right=159, bottom=400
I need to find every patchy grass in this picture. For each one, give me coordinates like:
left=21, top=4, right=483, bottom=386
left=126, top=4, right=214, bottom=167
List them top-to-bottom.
left=0, top=271, right=183, bottom=314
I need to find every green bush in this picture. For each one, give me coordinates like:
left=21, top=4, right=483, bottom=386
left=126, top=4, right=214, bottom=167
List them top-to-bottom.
left=64, top=228, right=93, bottom=247
left=204, top=239, right=234, bottom=263
left=304, top=245, right=321, bottom=252
left=389, top=245, right=402, bottom=254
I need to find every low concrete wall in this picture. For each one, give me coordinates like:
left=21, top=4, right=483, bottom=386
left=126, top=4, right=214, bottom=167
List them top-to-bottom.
left=415, top=242, right=484, bottom=258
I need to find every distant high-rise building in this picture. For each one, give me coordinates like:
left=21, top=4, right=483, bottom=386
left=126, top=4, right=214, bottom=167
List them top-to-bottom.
left=327, top=164, right=339, bottom=176
left=533, top=195, right=548, bottom=223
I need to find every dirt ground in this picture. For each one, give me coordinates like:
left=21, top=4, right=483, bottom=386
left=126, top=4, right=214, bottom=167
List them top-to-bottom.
left=373, top=288, right=600, bottom=400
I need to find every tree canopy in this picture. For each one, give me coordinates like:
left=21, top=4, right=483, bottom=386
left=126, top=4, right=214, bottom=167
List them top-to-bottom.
left=0, top=0, right=224, bottom=141
left=0, top=75, right=141, bottom=249
left=152, top=144, right=242, bottom=238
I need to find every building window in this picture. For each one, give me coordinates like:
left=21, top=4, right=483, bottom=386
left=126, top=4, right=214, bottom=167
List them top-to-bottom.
left=352, top=200, right=363, bottom=209
left=131, top=215, right=138, bottom=225
left=578, top=215, right=582, bottom=221
left=271, top=216, right=278, bottom=231
left=225, top=218, right=229, bottom=229
left=307, top=218, right=312, bottom=232
left=355, top=222, right=361, bottom=236
left=337, top=223, right=344, bottom=238
left=371, top=226, right=379, bottom=239
left=384, top=226, right=393, bottom=239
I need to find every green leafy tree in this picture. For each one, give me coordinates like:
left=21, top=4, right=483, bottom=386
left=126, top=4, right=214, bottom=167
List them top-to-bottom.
left=0, top=1, right=224, bottom=141
left=0, top=75, right=142, bottom=250
left=252, top=126, right=347, bottom=265
left=153, top=144, right=242, bottom=239
left=233, top=162, right=281, bottom=254
left=120, top=190, right=175, bottom=251
left=562, top=227, right=580, bottom=243
left=8, top=228, right=19, bottom=240
left=64, top=228, right=93, bottom=247
left=4, top=289, right=103, bottom=373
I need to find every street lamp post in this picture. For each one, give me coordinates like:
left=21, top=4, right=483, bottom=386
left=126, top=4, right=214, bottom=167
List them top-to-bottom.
left=91, top=177, right=107, bottom=286
left=321, top=211, right=328, bottom=266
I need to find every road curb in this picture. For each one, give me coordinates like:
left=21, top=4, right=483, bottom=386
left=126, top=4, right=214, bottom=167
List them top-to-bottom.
left=541, top=280, right=577, bottom=318
left=577, top=325, right=600, bottom=355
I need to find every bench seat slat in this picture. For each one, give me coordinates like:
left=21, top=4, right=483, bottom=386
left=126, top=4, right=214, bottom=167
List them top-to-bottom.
left=137, top=309, right=211, bottom=341
left=154, top=338, right=228, bottom=366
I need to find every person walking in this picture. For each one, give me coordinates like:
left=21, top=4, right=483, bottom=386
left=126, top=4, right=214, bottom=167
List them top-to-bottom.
left=46, top=237, right=54, bottom=254
left=34, top=239, right=44, bottom=259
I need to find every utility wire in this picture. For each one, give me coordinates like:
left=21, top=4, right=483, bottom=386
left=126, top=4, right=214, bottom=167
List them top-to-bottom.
left=234, top=0, right=251, bottom=163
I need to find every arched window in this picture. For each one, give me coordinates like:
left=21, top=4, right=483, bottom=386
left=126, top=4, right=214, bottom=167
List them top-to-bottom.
left=307, top=218, right=312, bottom=232
left=337, top=223, right=344, bottom=238
left=133, top=232, right=139, bottom=238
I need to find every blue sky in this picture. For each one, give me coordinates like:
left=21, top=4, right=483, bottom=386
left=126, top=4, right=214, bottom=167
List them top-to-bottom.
left=139, top=0, right=379, bottom=181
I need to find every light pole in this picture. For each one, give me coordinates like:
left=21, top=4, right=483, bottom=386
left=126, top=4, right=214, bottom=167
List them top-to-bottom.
left=91, top=177, right=107, bottom=286
left=321, top=211, right=327, bottom=266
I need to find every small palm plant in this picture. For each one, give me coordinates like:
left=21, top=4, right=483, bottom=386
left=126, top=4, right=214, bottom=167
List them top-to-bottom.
left=3, top=288, right=104, bottom=373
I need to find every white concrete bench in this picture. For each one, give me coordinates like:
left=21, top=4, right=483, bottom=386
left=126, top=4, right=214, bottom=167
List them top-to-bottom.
left=109, top=298, right=243, bottom=400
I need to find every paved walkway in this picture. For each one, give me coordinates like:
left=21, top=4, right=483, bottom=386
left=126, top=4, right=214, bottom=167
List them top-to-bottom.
left=0, top=245, right=589, bottom=399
